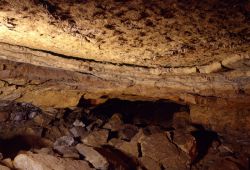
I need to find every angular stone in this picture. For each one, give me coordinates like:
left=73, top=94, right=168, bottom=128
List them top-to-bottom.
left=198, top=62, right=222, bottom=73
left=17, top=90, right=84, bottom=108
left=0, top=111, right=9, bottom=122
left=172, top=111, right=190, bottom=130
left=103, top=113, right=123, bottom=131
left=34, top=115, right=52, bottom=128
left=73, top=119, right=85, bottom=127
left=86, top=119, right=104, bottom=131
left=118, top=124, right=139, bottom=141
left=45, top=126, right=62, bottom=140
left=142, top=126, right=163, bottom=135
left=70, top=127, right=88, bottom=138
left=82, top=129, right=109, bottom=147
left=172, top=131, right=197, bottom=160
left=139, top=133, right=190, bottom=170
left=53, top=136, right=75, bottom=155
left=54, top=136, right=74, bottom=147
left=109, top=138, right=138, bottom=158
left=76, top=144, right=109, bottom=170
left=62, top=147, right=80, bottom=159
left=33, top=148, right=53, bottom=155
left=13, top=152, right=93, bottom=170
left=139, top=156, right=161, bottom=170
left=208, top=157, right=242, bottom=170
left=1, top=158, right=14, bottom=169
left=0, top=165, right=10, bottom=170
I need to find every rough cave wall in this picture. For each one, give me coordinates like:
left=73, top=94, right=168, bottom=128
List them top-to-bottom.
left=0, top=0, right=250, bottom=161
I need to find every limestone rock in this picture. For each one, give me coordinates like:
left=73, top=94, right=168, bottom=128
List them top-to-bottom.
left=0, top=1, right=249, bottom=68
left=1, top=58, right=250, bottom=108
left=197, top=62, right=221, bottom=73
left=17, top=90, right=84, bottom=108
left=190, top=105, right=250, bottom=143
left=0, top=111, right=9, bottom=122
left=172, top=111, right=191, bottom=130
left=103, top=113, right=123, bottom=131
left=73, top=119, right=85, bottom=127
left=86, top=119, right=104, bottom=131
left=118, top=124, right=139, bottom=141
left=70, top=127, right=87, bottom=138
left=82, top=129, right=109, bottom=147
left=172, top=131, right=197, bottom=160
left=139, top=133, right=190, bottom=170
left=53, top=136, right=76, bottom=156
left=53, top=136, right=74, bottom=148
left=109, top=138, right=139, bottom=158
left=76, top=144, right=109, bottom=170
left=33, top=148, right=53, bottom=155
left=61, top=148, right=80, bottom=159
left=13, top=152, right=93, bottom=170
left=139, top=156, right=161, bottom=170
left=1, top=158, right=14, bottom=169
left=207, top=158, right=241, bottom=170
left=0, top=165, right=10, bottom=170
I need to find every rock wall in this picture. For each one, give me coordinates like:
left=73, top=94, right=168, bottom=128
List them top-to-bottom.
left=0, top=0, right=249, bottom=66
left=0, top=0, right=249, bottom=107
left=0, top=1, right=250, bottom=168
left=0, top=55, right=250, bottom=107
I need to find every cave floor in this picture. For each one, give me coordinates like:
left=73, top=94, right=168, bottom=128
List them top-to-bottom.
left=0, top=99, right=248, bottom=170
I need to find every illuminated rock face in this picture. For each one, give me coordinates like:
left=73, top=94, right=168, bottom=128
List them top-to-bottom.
left=0, top=0, right=249, bottom=107
left=0, top=0, right=249, bottom=67
left=0, top=0, right=249, bottom=139
left=0, top=1, right=250, bottom=168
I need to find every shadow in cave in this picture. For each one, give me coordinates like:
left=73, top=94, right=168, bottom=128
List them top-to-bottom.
left=80, top=98, right=188, bottom=129
left=191, top=124, right=219, bottom=165
left=0, top=135, right=47, bottom=159
left=95, top=145, right=139, bottom=170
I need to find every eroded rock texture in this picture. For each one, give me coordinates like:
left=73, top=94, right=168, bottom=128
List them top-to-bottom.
left=0, top=0, right=250, bottom=169
left=0, top=0, right=249, bottom=106
left=0, top=0, right=249, bottom=67
left=0, top=101, right=249, bottom=170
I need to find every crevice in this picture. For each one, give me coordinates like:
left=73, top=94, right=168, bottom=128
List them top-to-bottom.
left=190, top=124, right=220, bottom=165
left=137, top=143, right=142, bottom=158
left=160, top=164, right=165, bottom=170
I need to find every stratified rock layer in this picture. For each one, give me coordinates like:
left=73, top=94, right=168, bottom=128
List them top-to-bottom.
left=0, top=0, right=249, bottom=67
left=0, top=0, right=249, bottom=108
left=1, top=55, right=249, bottom=107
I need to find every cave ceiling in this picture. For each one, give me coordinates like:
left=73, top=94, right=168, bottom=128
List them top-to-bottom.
left=0, top=0, right=249, bottom=107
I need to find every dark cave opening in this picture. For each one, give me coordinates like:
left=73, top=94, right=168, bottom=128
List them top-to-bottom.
left=79, top=98, right=189, bottom=129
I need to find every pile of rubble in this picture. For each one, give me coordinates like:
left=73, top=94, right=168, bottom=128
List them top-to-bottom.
left=0, top=100, right=248, bottom=170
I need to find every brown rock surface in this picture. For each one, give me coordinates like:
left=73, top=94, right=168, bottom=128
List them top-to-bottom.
left=0, top=0, right=249, bottom=67
left=0, top=0, right=248, bottom=108
left=0, top=1, right=249, bottom=169
left=0, top=57, right=249, bottom=108
left=190, top=105, right=250, bottom=141
left=190, top=105, right=250, bottom=156
left=103, top=113, right=123, bottom=131
left=82, top=129, right=109, bottom=147
left=172, top=130, right=197, bottom=160
left=138, top=132, right=190, bottom=170
left=76, top=144, right=109, bottom=170
left=13, top=152, right=93, bottom=170
left=139, top=156, right=161, bottom=170
left=0, top=165, right=10, bottom=170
